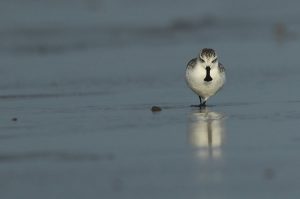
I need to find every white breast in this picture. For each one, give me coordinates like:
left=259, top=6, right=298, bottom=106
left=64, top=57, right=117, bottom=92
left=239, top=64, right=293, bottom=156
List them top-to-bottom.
left=186, top=64, right=225, bottom=101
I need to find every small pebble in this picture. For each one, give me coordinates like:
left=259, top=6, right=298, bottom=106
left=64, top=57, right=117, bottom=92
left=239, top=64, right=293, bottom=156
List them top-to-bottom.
left=151, top=106, right=162, bottom=112
left=12, top=117, right=18, bottom=122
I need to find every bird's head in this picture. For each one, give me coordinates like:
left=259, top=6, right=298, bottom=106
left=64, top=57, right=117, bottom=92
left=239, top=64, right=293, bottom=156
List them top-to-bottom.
left=198, top=48, right=218, bottom=71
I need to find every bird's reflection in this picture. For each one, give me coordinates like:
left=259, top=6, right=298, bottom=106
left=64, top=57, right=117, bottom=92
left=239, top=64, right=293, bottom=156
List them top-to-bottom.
left=187, top=107, right=226, bottom=160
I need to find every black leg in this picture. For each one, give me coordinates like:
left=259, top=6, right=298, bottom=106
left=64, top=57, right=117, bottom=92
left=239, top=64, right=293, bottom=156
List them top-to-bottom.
left=191, top=96, right=206, bottom=108
left=198, top=96, right=202, bottom=106
left=199, top=96, right=207, bottom=107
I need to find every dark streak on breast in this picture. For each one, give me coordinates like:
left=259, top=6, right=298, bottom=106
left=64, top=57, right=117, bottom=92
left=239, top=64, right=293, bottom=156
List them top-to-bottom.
left=204, top=67, right=213, bottom=82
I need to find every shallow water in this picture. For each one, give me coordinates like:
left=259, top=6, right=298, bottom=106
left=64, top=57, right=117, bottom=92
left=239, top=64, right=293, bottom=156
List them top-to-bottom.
left=1, top=0, right=300, bottom=199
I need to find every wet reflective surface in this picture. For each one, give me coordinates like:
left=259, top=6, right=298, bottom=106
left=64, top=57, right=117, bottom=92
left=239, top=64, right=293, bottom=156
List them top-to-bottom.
left=1, top=0, right=300, bottom=198
left=188, top=108, right=226, bottom=160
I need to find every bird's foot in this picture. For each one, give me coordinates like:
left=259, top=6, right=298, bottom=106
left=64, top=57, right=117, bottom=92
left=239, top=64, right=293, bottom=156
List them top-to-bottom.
left=190, top=102, right=207, bottom=108
left=190, top=104, right=201, bottom=107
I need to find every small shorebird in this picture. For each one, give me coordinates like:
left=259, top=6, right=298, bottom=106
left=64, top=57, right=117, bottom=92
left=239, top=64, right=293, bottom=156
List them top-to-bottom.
left=186, top=48, right=225, bottom=106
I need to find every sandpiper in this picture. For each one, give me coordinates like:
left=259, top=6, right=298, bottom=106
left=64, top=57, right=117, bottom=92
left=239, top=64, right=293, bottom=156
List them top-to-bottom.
left=186, top=48, right=225, bottom=106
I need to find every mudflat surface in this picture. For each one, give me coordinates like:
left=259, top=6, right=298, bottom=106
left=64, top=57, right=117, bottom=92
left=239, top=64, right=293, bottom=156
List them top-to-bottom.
left=1, top=0, right=300, bottom=198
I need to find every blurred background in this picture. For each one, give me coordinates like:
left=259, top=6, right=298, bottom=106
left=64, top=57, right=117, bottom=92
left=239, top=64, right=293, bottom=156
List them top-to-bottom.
left=1, top=0, right=300, bottom=199
left=1, top=0, right=299, bottom=97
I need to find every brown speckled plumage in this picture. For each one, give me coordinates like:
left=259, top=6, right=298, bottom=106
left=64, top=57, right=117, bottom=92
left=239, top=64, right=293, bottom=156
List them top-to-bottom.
left=185, top=48, right=226, bottom=105
left=200, top=48, right=216, bottom=58
left=187, top=58, right=197, bottom=68
left=218, top=63, right=225, bottom=73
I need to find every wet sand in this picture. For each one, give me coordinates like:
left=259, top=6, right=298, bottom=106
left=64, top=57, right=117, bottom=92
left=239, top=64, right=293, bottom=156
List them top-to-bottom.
left=1, top=0, right=300, bottom=198
left=1, top=89, right=300, bottom=199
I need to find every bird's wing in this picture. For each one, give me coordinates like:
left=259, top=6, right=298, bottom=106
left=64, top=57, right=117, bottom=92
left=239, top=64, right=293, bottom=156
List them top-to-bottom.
left=187, top=58, right=197, bottom=69
left=218, top=63, right=225, bottom=73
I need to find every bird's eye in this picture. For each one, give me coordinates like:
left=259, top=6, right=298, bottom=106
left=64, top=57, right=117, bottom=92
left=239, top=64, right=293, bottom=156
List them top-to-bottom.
left=199, top=58, right=205, bottom=63
left=212, top=58, right=218, bottom=63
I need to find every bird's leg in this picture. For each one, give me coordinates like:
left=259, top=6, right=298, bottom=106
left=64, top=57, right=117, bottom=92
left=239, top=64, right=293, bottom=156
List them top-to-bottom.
left=191, top=96, right=205, bottom=107
left=198, top=96, right=202, bottom=107
left=201, top=100, right=207, bottom=107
